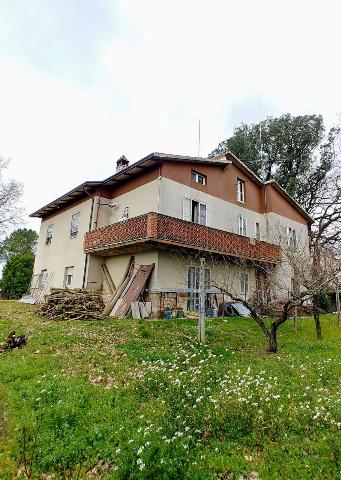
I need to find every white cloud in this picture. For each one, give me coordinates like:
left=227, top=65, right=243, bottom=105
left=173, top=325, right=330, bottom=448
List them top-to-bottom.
left=0, top=0, right=340, bottom=232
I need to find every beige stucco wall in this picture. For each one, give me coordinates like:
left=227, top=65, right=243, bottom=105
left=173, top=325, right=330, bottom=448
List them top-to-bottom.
left=159, top=177, right=265, bottom=240
left=96, top=179, right=160, bottom=228
left=33, top=197, right=93, bottom=289
left=154, top=250, right=256, bottom=300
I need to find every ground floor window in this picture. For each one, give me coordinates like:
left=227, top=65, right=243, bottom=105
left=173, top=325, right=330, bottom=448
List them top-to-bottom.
left=64, top=266, right=74, bottom=287
left=187, top=266, right=211, bottom=311
left=38, top=269, right=47, bottom=288
left=240, top=272, right=249, bottom=296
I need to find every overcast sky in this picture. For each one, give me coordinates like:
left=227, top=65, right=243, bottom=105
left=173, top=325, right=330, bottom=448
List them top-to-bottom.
left=0, top=0, right=340, bottom=232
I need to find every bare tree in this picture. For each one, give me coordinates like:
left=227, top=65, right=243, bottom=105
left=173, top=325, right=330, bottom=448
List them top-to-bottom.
left=0, top=158, right=23, bottom=237
left=172, top=230, right=340, bottom=353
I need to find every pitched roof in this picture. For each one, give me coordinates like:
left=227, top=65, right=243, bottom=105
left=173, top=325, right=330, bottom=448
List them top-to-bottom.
left=29, top=151, right=312, bottom=223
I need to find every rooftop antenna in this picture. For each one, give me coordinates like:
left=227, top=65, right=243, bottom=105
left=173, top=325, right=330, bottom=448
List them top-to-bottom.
left=258, top=98, right=264, bottom=178
left=197, top=119, right=201, bottom=157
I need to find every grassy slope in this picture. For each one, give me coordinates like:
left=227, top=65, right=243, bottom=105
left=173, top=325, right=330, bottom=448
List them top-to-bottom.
left=0, top=301, right=340, bottom=479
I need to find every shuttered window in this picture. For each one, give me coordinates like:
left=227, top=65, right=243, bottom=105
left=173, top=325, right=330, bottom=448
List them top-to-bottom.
left=183, top=198, right=207, bottom=226
left=238, top=215, right=247, bottom=236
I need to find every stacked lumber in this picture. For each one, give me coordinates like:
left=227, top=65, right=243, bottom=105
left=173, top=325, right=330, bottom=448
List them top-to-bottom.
left=41, top=289, right=104, bottom=320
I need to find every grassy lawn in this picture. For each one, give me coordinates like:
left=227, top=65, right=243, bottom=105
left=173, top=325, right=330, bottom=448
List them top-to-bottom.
left=0, top=301, right=340, bottom=479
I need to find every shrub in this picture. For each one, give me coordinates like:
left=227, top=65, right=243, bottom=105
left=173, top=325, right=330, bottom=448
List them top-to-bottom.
left=2, top=253, right=34, bottom=299
left=317, top=292, right=332, bottom=313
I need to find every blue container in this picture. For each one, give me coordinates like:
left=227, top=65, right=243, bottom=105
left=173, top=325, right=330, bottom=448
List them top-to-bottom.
left=164, top=309, right=173, bottom=319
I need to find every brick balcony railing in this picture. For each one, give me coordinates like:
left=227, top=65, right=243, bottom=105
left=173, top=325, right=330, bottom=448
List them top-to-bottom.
left=84, top=212, right=282, bottom=263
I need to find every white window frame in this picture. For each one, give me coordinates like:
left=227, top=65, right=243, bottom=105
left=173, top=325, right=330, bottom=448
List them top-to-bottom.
left=191, top=171, right=206, bottom=185
left=237, top=179, right=245, bottom=203
left=183, top=198, right=207, bottom=226
left=120, top=207, right=129, bottom=221
left=70, top=212, right=80, bottom=239
left=238, top=215, right=247, bottom=236
left=255, top=221, right=260, bottom=240
left=45, top=224, right=53, bottom=245
left=287, top=227, right=297, bottom=248
left=187, top=265, right=211, bottom=311
left=64, top=266, right=74, bottom=287
left=240, top=272, right=249, bottom=296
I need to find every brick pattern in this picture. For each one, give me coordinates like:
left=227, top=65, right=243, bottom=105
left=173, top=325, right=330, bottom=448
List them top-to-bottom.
left=84, top=212, right=281, bottom=263
left=153, top=213, right=281, bottom=263
left=84, top=214, right=148, bottom=252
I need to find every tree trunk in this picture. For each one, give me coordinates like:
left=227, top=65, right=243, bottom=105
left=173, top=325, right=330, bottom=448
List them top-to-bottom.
left=313, top=294, right=322, bottom=340
left=267, top=324, right=278, bottom=353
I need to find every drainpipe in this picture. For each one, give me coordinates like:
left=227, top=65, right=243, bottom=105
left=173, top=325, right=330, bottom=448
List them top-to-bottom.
left=157, top=164, right=161, bottom=214
left=82, top=188, right=96, bottom=289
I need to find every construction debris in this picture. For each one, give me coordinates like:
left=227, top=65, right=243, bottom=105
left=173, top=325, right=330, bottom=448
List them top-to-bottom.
left=112, top=264, right=154, bottom=318
left=41, top=288, right=104, bottom=320
left=131, top=301, right=152, bottom=319
left=1, top=331, right=27, bottom=352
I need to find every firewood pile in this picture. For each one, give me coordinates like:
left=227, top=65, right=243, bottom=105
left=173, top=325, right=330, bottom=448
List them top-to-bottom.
left=41, top=289, right=104, bottom=320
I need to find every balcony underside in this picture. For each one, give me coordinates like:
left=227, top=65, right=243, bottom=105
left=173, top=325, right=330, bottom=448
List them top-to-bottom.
left=84, top=212, right=282, bottom=264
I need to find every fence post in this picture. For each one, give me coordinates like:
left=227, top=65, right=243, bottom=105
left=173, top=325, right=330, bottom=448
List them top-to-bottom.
left=198, top=257, right=205, bottom=343
left=336, top=280, right=340, bottom=327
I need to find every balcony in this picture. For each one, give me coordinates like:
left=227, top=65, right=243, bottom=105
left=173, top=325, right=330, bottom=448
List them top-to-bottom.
left=84, top=212, right=281, bottom=263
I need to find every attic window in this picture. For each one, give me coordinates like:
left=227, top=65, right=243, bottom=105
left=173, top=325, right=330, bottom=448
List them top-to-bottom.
left=191, top=171, right=206, bottom=185
left=237, top=178, right=245, bottom=203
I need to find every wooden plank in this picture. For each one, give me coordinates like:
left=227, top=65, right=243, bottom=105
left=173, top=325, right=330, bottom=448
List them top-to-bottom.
left=113, top=264, right=154, bottom=318
left=101, top=265, right=116, bottom=293
left=110, top=298, right=123, bottom=317
left=131, top=302, right=141, bottom=319
left=139, top=302, right=149, bottom=318
left=145, top=302, right=152, bottom=316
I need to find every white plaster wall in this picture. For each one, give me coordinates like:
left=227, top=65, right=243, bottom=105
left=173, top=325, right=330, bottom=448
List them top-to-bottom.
left=159, top=177, right=265, bottom=240
left=97, top=179, right=160, bottom=227
left=33, top=198, right=93, bottom=288
left=264, top=212, right=310, bottom=299
left=155, top=250, right=256, bottom=300
left=104, top=251, right=159, bottom=292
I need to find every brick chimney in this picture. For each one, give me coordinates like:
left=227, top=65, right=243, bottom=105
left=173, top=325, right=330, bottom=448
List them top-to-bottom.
left=116, top=155, right=129, bottom=172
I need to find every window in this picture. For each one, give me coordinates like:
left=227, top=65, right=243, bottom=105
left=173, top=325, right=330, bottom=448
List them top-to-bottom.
left=191, top=170, right=206, bottom=185
left=237, top=179, right=245, bottom=203
left=183, top=198, right=207, bottom=226
left=120, top=207, right=129, bottom=221
left=70, top=213, right=80, bottom=238
left=238, top=215, right=247, bottom=236
left=255, top=222, right=260, bottom=240
left=45, top=224, right=53, bottom=245
left=287, top=227, right=297, bottom=248
left=64, top=266, right=74, bottom=287
left=187, top=266, right=211, bottom=311
left=38, top=269, right=47, bottom=288
left=240, top=272, right=249, bottom=296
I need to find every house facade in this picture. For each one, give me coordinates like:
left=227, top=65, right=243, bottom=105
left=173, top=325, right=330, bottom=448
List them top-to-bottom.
left=30, top=152, right=312, bottom=314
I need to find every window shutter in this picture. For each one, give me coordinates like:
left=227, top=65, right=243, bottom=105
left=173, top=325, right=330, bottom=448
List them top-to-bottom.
left=183, top=198, right=191, bottom=221
left=199, top=203, right=207, bottom=226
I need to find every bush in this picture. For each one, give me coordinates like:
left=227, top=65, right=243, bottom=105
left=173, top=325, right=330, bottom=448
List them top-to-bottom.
left=2, top=253, right=34, bottom=299
left=317, top=292, right=332, bottom=313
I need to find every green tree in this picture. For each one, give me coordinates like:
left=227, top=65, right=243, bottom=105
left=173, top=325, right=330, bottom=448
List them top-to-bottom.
left=210, top=113, right=339, bottom=213
left=0, top=228, right=38, bottom=263
left=2, top=253, right=35, bottom=299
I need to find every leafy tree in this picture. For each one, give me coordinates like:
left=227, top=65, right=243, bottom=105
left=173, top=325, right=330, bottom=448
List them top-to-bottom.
left=210, top=113, right=339, bottom=214
left=0, top=158, right=23, bottom=236
left=0, top=228, right=38, bottom=263
left=2, top=253, right=35, bottom=299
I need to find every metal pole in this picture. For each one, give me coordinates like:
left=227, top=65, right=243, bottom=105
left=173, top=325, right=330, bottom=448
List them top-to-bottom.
left=198, top=257, right=205, bottom=343
left=336, top=280, right=341, bottom=326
